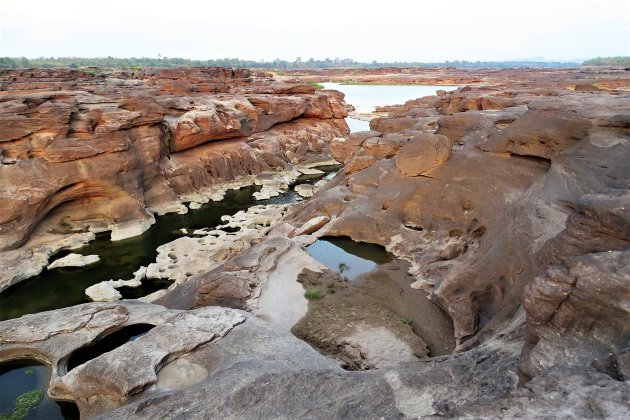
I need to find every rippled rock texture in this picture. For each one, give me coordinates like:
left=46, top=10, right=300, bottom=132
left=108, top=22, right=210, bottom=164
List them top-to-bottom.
left=0, top=67, right=347, bottom=290
left=1, top=67, right=629, bottom=418
left=281, top=68, right=630, bottom=409
left=2, top=301, right=626, bottom=418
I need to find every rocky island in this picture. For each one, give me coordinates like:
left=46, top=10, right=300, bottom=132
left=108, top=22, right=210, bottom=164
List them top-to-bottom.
left=0, top=65, right=629, bottom=418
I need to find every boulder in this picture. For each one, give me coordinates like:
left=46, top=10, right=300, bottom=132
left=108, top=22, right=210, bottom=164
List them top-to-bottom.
left=394, top=133, right=452, bottom=176
left=85, top=282, right=122, bottom=302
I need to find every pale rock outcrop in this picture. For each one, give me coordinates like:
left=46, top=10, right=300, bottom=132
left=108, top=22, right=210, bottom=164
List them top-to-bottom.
left=294, top=184, right=315, bottom=198
left=145, top=204, right=291, bottom=284
left=153, top=236, right=325, bottom=325
left=47, top=253, right=100, bottom=269
left=85, top=266, right=148, bottom=302
left=85, top=282, right=122, bottom=302
left=2, top=299, right=626, bottom=418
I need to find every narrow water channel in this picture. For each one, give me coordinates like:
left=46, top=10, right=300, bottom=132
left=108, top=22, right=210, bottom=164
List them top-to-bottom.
left=0, top=169, right=335, bottom=322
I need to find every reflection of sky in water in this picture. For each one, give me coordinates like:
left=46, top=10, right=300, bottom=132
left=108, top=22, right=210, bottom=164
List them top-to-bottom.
left=323, top=82, right=459, bottom=114
left=346, top=118, right=370, bottom=133
left=307, top=238, right=391, bottom=280
left=308, top=240, right=375, bottom=279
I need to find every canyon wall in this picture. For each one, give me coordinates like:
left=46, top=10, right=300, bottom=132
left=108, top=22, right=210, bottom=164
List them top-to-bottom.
left=0, top=68, right=348, bottom=289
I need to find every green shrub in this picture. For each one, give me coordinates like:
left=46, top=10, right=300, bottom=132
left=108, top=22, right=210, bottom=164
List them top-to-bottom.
left=306, top=81, right=324, bottom=89
left=338, top=262, right=350, bottom=273
left=304, top=288, right=323, bottom=300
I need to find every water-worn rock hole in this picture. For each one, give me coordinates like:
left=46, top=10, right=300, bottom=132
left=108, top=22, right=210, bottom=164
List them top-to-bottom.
left=0, top=185, right=272, bottom=321
left=295, top=236, right=455, bottom=369
left=66, top=324, right=155, bottom=372
left=0, top=359, right=80, bottom=419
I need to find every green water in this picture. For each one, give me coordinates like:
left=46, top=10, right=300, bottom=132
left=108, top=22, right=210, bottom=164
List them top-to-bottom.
left=0, top=164, right=342, bottom=322
left=0, top=186, right=277, bottom=321
left=0, top=325, right=152, bottom=420
left=0, top=361, right=79, bottom=420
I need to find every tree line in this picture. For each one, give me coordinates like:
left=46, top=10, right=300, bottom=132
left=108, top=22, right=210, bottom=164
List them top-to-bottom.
left=0, top=56, right=591, bottom=70
left=582, top=56, right=630, bottom=66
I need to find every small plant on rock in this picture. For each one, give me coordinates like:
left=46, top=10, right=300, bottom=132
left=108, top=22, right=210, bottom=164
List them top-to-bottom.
left=306, top=81, right=324, bottom=89
left=338, top=262, right=350, bottom=273
left=326, top=282, right=336, bottom=294
left=304, top=288, right=323, bottom=300
left=400, top=316, right=412, bottom=326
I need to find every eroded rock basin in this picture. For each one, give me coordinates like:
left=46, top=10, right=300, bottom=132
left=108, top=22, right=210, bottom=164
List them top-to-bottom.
left=1, top=66, right=629, bottom=418
left=0, top=166, right=339, bottom=321
left=0, top=186, right=263, bottom=321
left=293, top=237, right=455, bottom=370
left=0, top=360, right=79, bottom=419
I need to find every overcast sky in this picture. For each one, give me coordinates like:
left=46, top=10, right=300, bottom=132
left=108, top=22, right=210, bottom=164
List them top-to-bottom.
left=1, top=0, right=629, bottom=62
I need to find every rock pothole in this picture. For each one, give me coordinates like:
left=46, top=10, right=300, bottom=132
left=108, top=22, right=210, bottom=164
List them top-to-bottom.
left=292, top=237, right=455, bottom=370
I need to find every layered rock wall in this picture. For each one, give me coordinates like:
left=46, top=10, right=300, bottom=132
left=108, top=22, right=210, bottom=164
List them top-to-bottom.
left=0, top=68, right=347, bottom=289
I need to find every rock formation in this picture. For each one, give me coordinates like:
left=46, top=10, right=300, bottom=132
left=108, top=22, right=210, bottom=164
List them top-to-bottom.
left=1, top=66, right=629, bottom=418
left=279, top=67, right=629, bottom=412
left=0, top=68, right=348, bottom=291
left=285, top=77, right=630, bottom=349
left=0, top=300, right=626, bottom=418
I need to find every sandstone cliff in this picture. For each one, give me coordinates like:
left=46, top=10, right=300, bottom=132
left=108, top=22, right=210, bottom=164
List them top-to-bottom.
left=0, top=68, right=348, bottom=290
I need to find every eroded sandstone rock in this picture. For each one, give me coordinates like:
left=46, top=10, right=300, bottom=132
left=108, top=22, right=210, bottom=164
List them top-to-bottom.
left=2, top=66, right=630, bottom=419
left=0, top=68, right=348, bottom=290
left=285, top=80, right=630, bottom=350
left=394, top=133, right=452, bottom=176
left=145, top=204, right=291, bottom=285
left=520, top=250, right=630, bottom=381
left=7, top=299, right=623, bottom=419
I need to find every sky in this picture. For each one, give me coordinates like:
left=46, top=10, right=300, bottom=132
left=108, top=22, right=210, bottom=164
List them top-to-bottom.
left=1, top=0, right=629, bottom=62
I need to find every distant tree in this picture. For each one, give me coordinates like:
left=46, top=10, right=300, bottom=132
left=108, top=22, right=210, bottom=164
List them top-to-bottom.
left=0, top=56, right=586, bottom=70
left=583, top=56, right=630, bottom=66
left=0, top=57, right=17, bottom=68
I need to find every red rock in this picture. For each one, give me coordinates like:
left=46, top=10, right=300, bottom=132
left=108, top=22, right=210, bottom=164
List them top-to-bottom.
left=0, top=68, right=349, bottom=253
left=394, top=133, right=452, bottom=176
